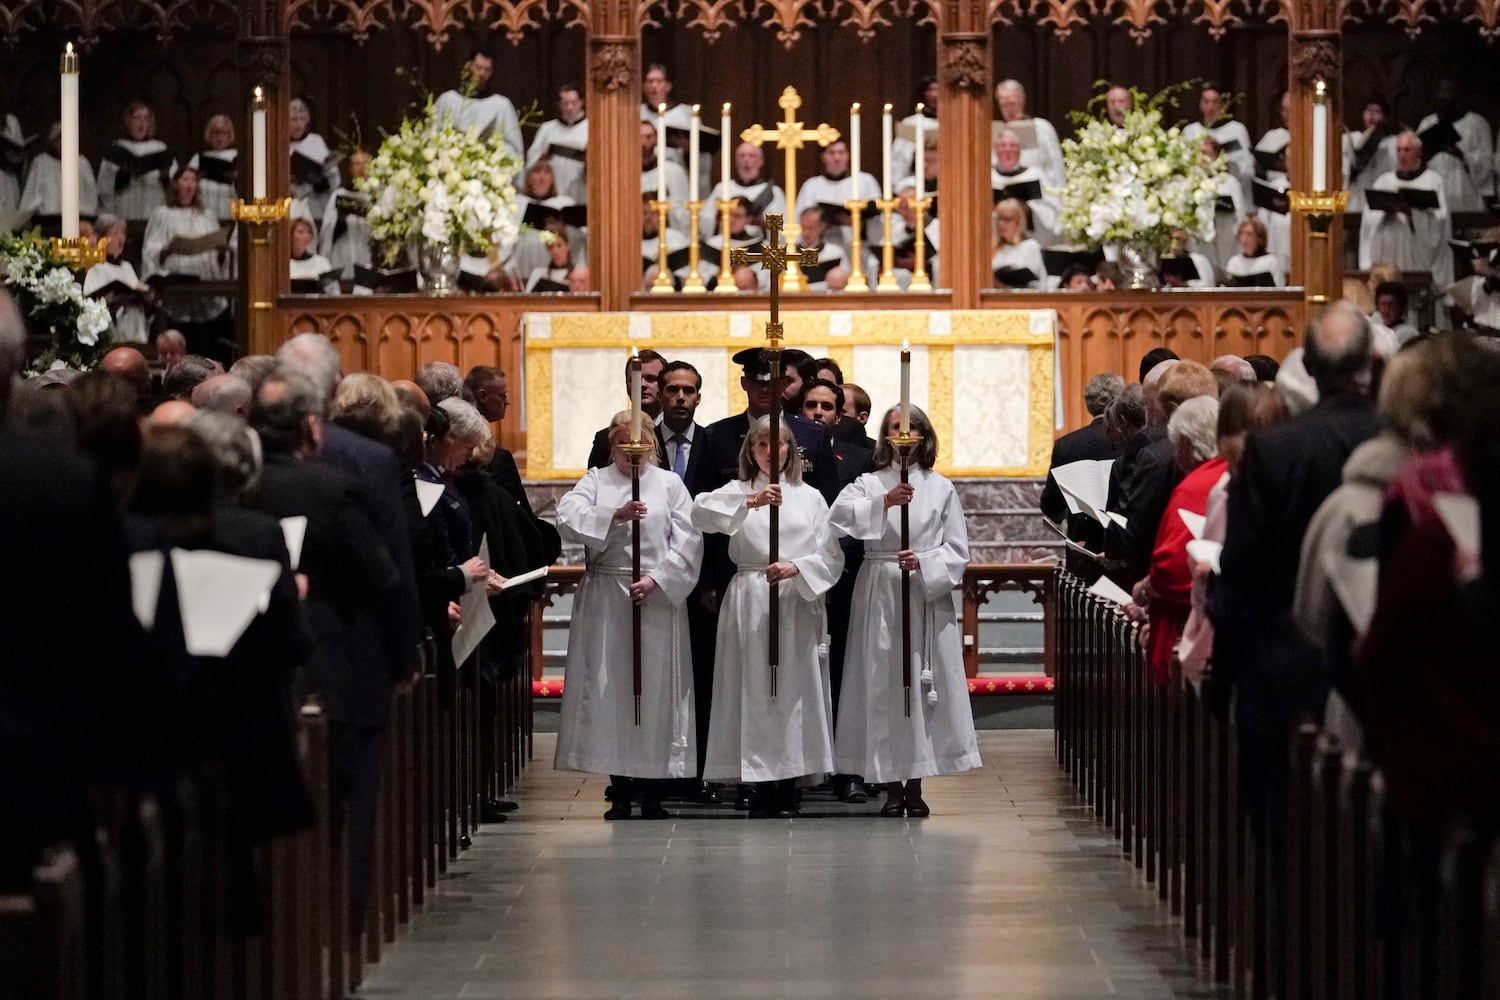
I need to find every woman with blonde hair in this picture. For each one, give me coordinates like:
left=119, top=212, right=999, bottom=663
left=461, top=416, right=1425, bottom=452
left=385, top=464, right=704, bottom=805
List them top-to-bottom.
left=989, top=197, right=1044, bottom=289
left=1224, top=215, right=1285, bottom=286
left=331, top=372, right=403, bottom=447
left=556, top=411, right=703, bottom=819
left=694, top=415, right=844, bottom=818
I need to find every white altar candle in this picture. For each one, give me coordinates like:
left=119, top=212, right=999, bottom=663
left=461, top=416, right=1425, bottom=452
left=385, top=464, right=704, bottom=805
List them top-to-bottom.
left=60, top=43, right=79, bottom=239
left=1312, top=79, right=1328, bottom=193
left=252, top=87, right=267, bottom=199
left=656, top=103, right=668, bottom=202
left=721, top=103, right=731, bottom=192
left=849, top=103, right=861, bottom=202
left=881, top=103, right=893, bottom=201
left=913, top=104, right=925, bottom=201
left=689, top=105, right=700, bottom=200
left=899, top=339, right=911, bottom=434
left=630, top=348, right=643, bottom=442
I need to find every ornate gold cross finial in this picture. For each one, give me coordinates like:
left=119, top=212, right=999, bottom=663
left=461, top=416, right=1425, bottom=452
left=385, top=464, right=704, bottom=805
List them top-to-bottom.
left=738, top=87, right=840, bottom=291
left=731, top=213, right=819, bottom=342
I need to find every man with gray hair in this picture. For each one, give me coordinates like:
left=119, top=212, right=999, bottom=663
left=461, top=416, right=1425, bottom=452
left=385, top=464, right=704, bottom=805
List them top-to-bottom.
left=994, top=79, right=1064, bottom=188
left=1209, top=300, right=1378, bottom=964
left=276, top=332, right=342, bottom=403
left=1209, top=354, right=1257, bottom=393
left=415, top=361, right=463, bottom=405
left=192, top=373, right=253, bottom=419
left=1040, top=373, right=1124, bottom=547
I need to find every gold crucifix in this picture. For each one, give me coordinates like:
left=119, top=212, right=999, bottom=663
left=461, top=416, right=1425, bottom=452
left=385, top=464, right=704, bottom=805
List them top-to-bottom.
left=739, top=87, right=840, bottom=291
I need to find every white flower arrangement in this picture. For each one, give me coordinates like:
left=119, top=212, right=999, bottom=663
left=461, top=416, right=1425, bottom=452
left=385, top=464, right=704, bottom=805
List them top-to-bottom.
left=1056, top=88, right=1225, bottom=257
left=359, top=97, right=522, bottom=260
left=0, top=232, right=113, bottom=372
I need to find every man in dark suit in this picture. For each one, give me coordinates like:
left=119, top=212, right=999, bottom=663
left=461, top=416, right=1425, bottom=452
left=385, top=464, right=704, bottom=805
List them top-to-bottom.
left=586, top=349, right=667, bottom=469
left=464, top=364, right=544, bottom=522
left=1041, top=373, right=1124, bottom=578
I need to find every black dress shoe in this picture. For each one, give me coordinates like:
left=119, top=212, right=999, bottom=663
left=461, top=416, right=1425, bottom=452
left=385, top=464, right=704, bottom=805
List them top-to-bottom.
left=691, top=781, right=721, bottom=805
left=734, top=786, right=754, bottom=811
left=490, top=799, right=519, bottom=813
left=481, top=800, right=515, bottom=823
left=604, top=801, right=632, bottom=821
left=640, top=802, right=672, bottom=820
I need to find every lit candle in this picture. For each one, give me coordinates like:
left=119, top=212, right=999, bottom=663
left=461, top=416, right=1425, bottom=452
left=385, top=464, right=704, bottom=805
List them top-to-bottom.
left=59, top=43, right=79, bottom=240
left=1312, top=79, right=1328, bottom=193
left=252, top=87, right=267, bottom=200
left=656, top=103, right=668, bottom=203
left=721, top=103, right=731, bottom=192
left=849, top=103, right=861, bottom=203
left=881, top=103, right=893, bottom=201
left=689, top=104, right=700, bottom=200
left=913, top=104, right=925, bottom=201
left=899, top=339, right=911, bottom=435
left=629, top=348, right=643, bottom=442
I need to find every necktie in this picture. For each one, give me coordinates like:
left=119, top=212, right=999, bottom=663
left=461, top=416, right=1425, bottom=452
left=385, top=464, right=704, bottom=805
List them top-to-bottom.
left=672, top=433, right=687, bottom=478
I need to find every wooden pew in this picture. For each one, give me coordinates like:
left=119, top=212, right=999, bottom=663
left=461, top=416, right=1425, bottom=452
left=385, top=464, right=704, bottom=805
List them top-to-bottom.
left=0, top=847, right=86, bottom=1000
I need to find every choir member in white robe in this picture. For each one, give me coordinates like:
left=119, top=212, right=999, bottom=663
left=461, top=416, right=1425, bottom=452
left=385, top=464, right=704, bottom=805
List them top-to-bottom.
left=433, top=52, right=524, bottom=161
left=640, top=64, right=694, bottom=172
left=891, top=80, right=939, bottom=187
left=995, top=80, right=1066, bottom=190
left=1416, top=81, right=1493, bottom=214
left=526, top=84, right=588, bottom=204
left=1182, top=84, right=1255, bottom=186
left=1344, top=98, right=1398, bottom=213
left=287, top=99, right=342, bottom=227
left=97, top=101, right=175, bottom=222
left=0, top=109, right=21, bottom=229
left=186, top=114, right=238, bottom=222
left=640, top=120, right=691, bottom=233
left=18, top=124, right=99, bottom=228
left=991, top=128, right=1060, bottom=244
left=1358, top=132, right=1451, bottom=288
left=1192, top=136, right=1247, bottom=269
left=794, top=140, right=881, bottom=253
left=698, top=143, right=786, bottom=236
left=320, top=150, right=373, bottom=281
left=508, top=161, right=583, bottom=284
left=141, top=166, right=232, bottom=343
left=1254, top=173, right=1293, bottom=274
left=881, top=185, right=941, bottom=290
left=640, top=194, right=694, bottom=291
left=989, top=198, right=1044, bottom=290
left=705, top=199, right=764, bottom=290
left=788, top=208, right=850, bottom=292
left=82, top=215, right=151, bottom=344
left=1224, top=216, right=1286, bottom=286
left=289, top=217, right=335, bottom=292
left=1163, top=229, right=1218, bottom=289
left=523, top=230, right=581, bottom=291
left=1468, top=276, right=1500, bottom=330
left=830, top=406, right=980, bottom=815
left=556, top=414, right=704, bottom=819
left=693, top=416, right=844, bottom=817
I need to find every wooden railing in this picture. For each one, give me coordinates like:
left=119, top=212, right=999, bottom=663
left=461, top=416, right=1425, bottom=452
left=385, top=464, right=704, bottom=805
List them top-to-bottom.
left=1052, top=569, right=1500, bottom=1000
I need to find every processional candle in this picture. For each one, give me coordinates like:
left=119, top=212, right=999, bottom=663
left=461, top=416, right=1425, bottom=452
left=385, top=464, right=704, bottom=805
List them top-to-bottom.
left=60, top=44, right=79, bottom=239
left=252, top=87, right=268, bottom=199
left=899, top=339, right=912, bottom=435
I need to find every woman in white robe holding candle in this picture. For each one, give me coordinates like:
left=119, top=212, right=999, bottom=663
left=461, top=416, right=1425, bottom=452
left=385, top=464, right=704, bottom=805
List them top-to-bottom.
left=830, top=405, right=980, bottom=817
left=555, top=412, right=703, bottom=820
left=694, top=415, right=844, bottom=818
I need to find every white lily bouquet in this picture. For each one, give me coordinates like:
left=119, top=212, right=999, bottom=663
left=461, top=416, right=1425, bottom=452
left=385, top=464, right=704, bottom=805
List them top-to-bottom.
left=1057, top=89, right=1224, bottom=261
left=360, top=98, right=522, bottom=261
left=0, top=232, right=113, bottom=373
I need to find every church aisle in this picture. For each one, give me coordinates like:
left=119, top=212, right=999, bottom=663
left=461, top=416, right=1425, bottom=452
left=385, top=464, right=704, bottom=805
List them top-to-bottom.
left=359, top=730, right=1226, bottom=1000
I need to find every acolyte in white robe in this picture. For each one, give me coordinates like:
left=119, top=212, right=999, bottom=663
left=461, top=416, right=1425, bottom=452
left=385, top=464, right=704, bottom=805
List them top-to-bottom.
left=435, top=90, right=524, bottom=162
left=1416, top=111, right=1493, bottom=213
left=526, top=115, right=589, bottom=203
left=97, top=137, right=174, bottom=222
left=186, top=149, right=237, bottom=221
left=19, top=152, right=98, bottom=220
left=1358, top=167, right=1451, bottom=287
left=82, top=258, right=149, bottom=344
left=555, top=465, right=703, bottom=779
left=829, top=467, right=981, bottom=783
left=693, top=477, right=843, bottom=783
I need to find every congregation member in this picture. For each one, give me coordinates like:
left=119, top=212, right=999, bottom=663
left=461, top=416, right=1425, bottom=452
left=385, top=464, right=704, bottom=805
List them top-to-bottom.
left=434, top=51, right=524, bottom=161
left=640, top=64, right=693, bottom=172
left=1416, top=78, right=1493, bottom=213
left=994, top=79, right=1065, bottom=189
left=1183, top=82, right=1254, bottom=186
left=526, top=84, right=588, bottom=204
left=1344, top=96, right=1399, bottom=212
left=288, top=98, right=341, bottom=226
left=97, top=100, right=174, bottom=222
left=186, top=113, right=238, bottom=222
left=18, top=122, right=97, bottom=233
left=991, top=128, right=1059, bottom=245
left=1358, top=130, right=1451, bottom=287
left=700, top=143, right=786, bottom=236
left=320, top=148, right=373, bottom=282
left=141, top=166, right=234, bottom=358
left=990, top=198, right=1044, bottom=290
left=82, top=215, right=151, bottom=345
left=1224, top=216, right=1285, bottom=286
left=1040, top=373, right=1123, bottom=573
left=831, top=405, right=980, bottom=817
left=555, top=412, right=704, bottom=819
left=693, top=416, right=844, bottom=818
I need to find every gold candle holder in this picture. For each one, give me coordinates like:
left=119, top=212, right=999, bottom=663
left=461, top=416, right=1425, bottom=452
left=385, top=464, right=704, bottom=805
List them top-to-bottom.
left=1288, top=190, right=1349, bottom=236
left=908, top=195, right=933, bottom=293
left=230, top=196, right=292, bottom=226
left=873, top=197, right=900, bottom=292
left=648, top=198, right=675, bottom=295
left=714, top=198, right=737, bottom=294
left=682, top=199, right=707, bottom=294
left=843, top=199, right=869, bottom=292
left=45, top=236, right=108, bottom=269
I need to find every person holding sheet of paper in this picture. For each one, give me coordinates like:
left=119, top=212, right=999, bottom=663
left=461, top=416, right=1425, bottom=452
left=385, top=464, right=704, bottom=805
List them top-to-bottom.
left=141, top=165, right=233, bottom=356
left=1040, top=373, right=1124, bottom=577
left=555, top=411, right=703, bottom=819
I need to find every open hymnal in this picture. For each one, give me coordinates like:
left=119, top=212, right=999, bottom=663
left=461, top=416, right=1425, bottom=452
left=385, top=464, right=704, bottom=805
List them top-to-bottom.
left=165, top=224, right=233, bottom=257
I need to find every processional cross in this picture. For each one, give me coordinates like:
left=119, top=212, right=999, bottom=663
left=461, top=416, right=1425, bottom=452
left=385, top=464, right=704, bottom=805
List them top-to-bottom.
left=739, top=87, right=840, bottom=292
left=732, top=214, right=819, bottom=698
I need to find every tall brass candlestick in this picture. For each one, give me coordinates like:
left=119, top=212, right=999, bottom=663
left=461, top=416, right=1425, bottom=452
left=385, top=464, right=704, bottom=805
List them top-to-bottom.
left=908, top=195, right=933, bottom=293
left=873, top=197, right=900, bottom=292
left=648, top=199, right=674, bottom=294
left=714, top=199, right=737, bottom=294
left=682, top=200, right=707, bottom=293
left=843, top=200, right=870, bottom=292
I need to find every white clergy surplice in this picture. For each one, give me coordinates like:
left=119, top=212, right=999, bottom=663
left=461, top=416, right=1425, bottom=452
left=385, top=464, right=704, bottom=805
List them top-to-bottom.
left=435, top=90, right=524, bottom=161
left=640, top=103, right=693, bottom=169
left=1417, top=111, right=1493, bottom=213
left=0, top=113, right=21, bottom=230
left=526, top=115, right=589, bottom=203
left=1185, top=120, right=1255, bottom=185
left=1344, top=129, right=1397, bottom=213
left=289, top=133, right=340, bottom=226
left=97, top=137, right=174, bottom=222
left=186, top=149, right=237, bottom=221
left=19, top=151, right=99, bottom=221
left=641, top=159, right=691, bottom=232
left=991, top=164, right=1060, bottom=244
left=1358, top=167, right=1451, bottom=287
left=796, top=172, right=881, bottom=251
left=698, top=178, right=786, bottom=235
left=319, top=187, right=373, bottom=280
left=141, top=204, right=232, bottom=322
left=990, top=238, right=1045, bottom=290
left=1225, top=251, right=1286, bottom=286
left=82, top=257, right=150, bottom=344
left=554, top=464, right=703, bottom=778
left=829, top=467, right=981, bottom=783
left=694, top=477, right=843, bottom=783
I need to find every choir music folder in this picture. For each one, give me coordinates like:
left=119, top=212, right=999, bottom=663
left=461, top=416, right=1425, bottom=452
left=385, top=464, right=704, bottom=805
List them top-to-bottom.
left=895, top=119, right=940, bottom=147
left=1417, top=120, right=1463, bottom=156
left=663, top=123, right=721, bottom=154
left=0, top=133, right=37, bottom=173
left=1216, top=137, right=1244, bottom=154
left=545, top=142, right=586, bottom=162
left=102, top=145, right=174, bottom=189
left=1253, top=147, right=1286, bottom=175
left=290, top=150, right=331, bottom=191
left=194, top=153, right=236, bottom=186
left=993, top=177, right=1043, bottom=203
left=1251, top=179, right=1290, bottom=215
left=1364, top=187, right=1441, bottom=214
left=333, top=192, right=369, bottom=216
left=1214, top=194, right=1237, bottom=214
left=814, top=201, right=880, bottom=224
left=520, top=202, right=588, bottom=229
left=164, top=225, right=233, bottom=257
left=1450, top=238, right=1500, bottom=279
left=1042, top=246, right=1104, bottom=276
left=1158, top=255, right=1200, bottom=284
left=353, top=263, right=418, bottom=293
left=992, top=266, right=1038, bottom=287
left=289, top=268, right=342, bottom=293
left=457, top=269, right=491, bottom=293
left=1226, top=269, right=1277, bottom=287
left=88, top=278, right=152, bottom=303
left=529, top=278, right=570, bottom=292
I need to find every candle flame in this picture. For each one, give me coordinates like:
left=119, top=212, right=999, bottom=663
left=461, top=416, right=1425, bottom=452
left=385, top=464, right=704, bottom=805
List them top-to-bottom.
left=65, top=42, right=74, bottom=55
left=1314, top=78, right=1326, bottom=98
left=254, top=85, right=263, bottom=101
left=722, top=102, right=731, bottom=114
left=852, top=102, right=861, bottom=114
left=915, top=102, right=925, bottom=114
left=657, top=103, right=667, bottom=115
left=883, top=103, right=893, bottom=113
left=691, top=104, right=700, bottom=115
left=902, top=338, right=909, bottom=351
left=631, top=345, right=639, bottom=359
